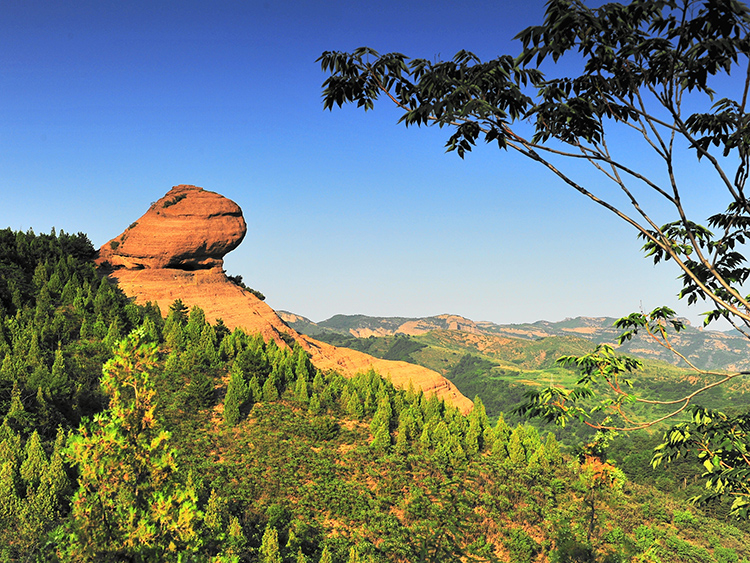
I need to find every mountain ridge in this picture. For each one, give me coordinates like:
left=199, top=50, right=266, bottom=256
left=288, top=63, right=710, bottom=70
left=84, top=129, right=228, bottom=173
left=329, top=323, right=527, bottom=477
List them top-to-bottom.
left=279, top=311, right=750, bottom=372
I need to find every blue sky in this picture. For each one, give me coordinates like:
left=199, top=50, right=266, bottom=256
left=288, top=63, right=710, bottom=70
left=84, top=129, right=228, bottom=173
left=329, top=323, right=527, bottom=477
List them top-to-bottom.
left=0, top=0, right=736, bottom=328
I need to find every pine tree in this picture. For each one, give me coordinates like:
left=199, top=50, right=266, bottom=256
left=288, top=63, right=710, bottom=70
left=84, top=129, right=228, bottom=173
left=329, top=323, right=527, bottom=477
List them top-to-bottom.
left=186, top=306, right=206, bottom=346
left=92, top=313, right=108, bottom=339
left=141, top=316, right=160, bottom=343
left=104, top=318, right=122, bottom=348
left=200, top=324, right=219, bottom=368
left=60, top=330, right=201, bottom=562
left=50, top=346, right=70, bottom=395
left=224, top=364, right=249, bottom=427
left=187, top=369, right=215, bottom=409
left=295, top=369, right=309, bottom=404
left=312, top=370, right=325, bottom=393
left=262, top=372, right=280, bottom=402
left=248, top=375, right=262, bottom=404
left=5, top=381, right=30, bottom=433
left=35, top=387, right=53, bottom=432
left=346, top=390, right=364, bottom=420
left=308, top=393, right=322, bottom=416
left=370, top=394, right=393, bottom=452
left=465, top=396, right=489, bottom=456
left=394, top=410, right=414, bottom=455
left=491, top=414, right=512, bottom=459
left=0, top=421, right=22, bottom=467
left=47, top=427, right=70, bottom=500
left=20, top=431, right=48, bottom=489
left=540, top=432, right=562, bottom=468
left=0, top=460, right=20, bottom=529
left=203, top=489, right=226, bottom=535
left=226, top=515, right=247, bottom=557
left=260, top=526, right=282, bottom=563
left=318, top=545, right=333, bottom=563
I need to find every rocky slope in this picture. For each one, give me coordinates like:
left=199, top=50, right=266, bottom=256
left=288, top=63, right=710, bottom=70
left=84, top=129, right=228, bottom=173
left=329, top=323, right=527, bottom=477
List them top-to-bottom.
left=97, top=185, right=472, bottom=413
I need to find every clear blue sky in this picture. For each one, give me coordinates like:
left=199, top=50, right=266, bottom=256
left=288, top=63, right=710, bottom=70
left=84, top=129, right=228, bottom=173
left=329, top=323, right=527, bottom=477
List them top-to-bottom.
left=0, top=0, right=734, bottom=328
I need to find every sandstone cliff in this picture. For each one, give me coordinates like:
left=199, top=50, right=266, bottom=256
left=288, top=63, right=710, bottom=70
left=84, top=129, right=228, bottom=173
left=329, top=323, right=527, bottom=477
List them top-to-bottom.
left=98, top=185, right=472, bottom=413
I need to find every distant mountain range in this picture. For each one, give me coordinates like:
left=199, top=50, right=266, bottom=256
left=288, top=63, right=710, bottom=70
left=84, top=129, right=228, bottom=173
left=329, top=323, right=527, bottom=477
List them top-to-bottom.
left=279, top=312, right=750, bottom=372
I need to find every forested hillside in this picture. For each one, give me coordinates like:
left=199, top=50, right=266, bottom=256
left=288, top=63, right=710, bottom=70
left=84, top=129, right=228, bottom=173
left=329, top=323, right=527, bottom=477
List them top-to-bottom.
left=1, top=228, right=749, bottom=562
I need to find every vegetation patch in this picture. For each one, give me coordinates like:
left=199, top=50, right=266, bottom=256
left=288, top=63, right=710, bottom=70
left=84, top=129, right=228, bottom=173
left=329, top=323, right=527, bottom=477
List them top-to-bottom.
left=162, top=193, right=187, bottom=208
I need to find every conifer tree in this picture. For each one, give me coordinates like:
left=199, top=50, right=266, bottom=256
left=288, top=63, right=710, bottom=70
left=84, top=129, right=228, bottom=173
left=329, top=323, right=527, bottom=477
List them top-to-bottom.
left=186, top=306, right=206, bottom=346
left=91, top=313, right=107, bottom=339
left=78, top=315, right=91, bottom=339
left=141, top=316, right=160, bottom=344
left=104, top=318, right=122, bottom=348
left=200, top=324, right=219, bottom=368
left=60, top=330, right=201, bottom=562
left=49, top=347, right=70, bottom=395
left=294, top=348, right=310, bottom=381
left=224, top=363, right=249, bottom=427
left=295, top=368, right=309, bottom=404
left=188, top=369, right=215, bottom=409
left=312, top=370, right=325, bottom=394
left=262, top=372, right=280, bottom=402
left=248, top=375, right=262, bottom=404
left=5, top=381, right=30, bottom=433
left=35, top=387, right=54, bottom=432
left=346, top=390, right=364, bottom=420
left=308, top=393, right=322, bottom=416
left=370, top=394, right=393, bottom=452
left=465, top=396, right=489, bottom=456
left=395, top=410, right=415, bottom=455
left=491, top=414, right=512, bottom=459
left=0, top=420, right=22, bottom=467
left=46, top=428, right=70, bottom=501
left=20, top=430, right=48, bottom=489
left=0, top=460, right=20, bottom=530
left=203, top=489, right=226, bottom=535
left=226, top=515, right=247, bottom=558
left=260, top=525, right=282, bottom=563
left=318, top=545, right=333, bottom=563
left=346, top=546, right=361, bottom=563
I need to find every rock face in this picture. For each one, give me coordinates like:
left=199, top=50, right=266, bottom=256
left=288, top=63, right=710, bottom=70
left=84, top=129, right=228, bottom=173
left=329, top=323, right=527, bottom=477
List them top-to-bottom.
left=98, top=185, right=473, bottom=414
left=98, top=185, right=246, bottom=270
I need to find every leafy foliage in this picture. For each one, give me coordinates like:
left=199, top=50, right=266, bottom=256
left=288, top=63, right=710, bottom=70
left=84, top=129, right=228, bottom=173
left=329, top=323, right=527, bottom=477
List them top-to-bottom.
left=319, top=0, right=750, bottom=512
left=654, top=407, right=750, bottom=519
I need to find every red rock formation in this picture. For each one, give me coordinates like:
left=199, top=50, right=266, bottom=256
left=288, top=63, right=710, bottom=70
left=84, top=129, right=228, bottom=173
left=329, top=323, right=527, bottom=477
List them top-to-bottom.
left=98, top=185, right=473, bottom=414
left=98, top=185, right=246, bottom=270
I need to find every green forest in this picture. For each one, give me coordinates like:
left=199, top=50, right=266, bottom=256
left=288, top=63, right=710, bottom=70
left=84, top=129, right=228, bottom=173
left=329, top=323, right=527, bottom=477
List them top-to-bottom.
left=1, top=227, right=749, bottom=562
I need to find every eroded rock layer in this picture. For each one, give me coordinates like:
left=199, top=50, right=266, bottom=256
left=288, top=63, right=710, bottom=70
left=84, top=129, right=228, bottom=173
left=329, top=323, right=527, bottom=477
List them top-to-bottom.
left=98, top=185, right=473, bottom=414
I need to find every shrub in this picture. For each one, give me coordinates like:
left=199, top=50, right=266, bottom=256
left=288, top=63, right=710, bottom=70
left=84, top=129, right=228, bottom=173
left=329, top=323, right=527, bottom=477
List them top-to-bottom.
left=162, top=193, right=187, bottom=208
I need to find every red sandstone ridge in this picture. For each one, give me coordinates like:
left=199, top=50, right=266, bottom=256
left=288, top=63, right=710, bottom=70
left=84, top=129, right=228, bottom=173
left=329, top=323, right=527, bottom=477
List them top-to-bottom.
left=96, top=185, right=473, bottom=414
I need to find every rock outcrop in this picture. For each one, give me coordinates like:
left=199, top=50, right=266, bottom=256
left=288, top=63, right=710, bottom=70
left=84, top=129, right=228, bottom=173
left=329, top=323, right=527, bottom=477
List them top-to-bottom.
left=98, top=185, right=472, bottom=413
left=98, top=185, right=246, bottom=270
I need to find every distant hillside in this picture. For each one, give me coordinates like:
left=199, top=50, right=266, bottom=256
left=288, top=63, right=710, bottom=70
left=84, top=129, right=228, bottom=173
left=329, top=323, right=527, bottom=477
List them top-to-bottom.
left=279, top=312, right=750, bottom=372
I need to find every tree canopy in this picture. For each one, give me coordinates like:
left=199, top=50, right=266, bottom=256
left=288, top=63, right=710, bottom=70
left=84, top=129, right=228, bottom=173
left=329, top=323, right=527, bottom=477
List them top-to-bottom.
left=319, top=0, right=750, bottom=515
